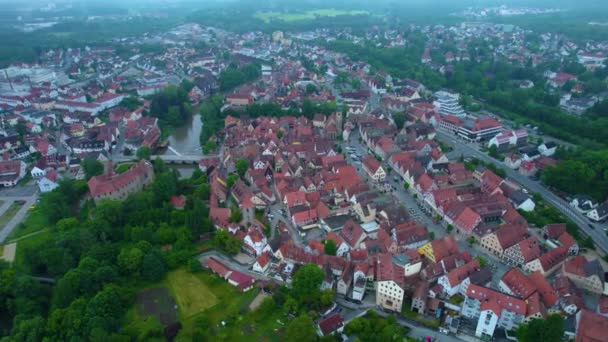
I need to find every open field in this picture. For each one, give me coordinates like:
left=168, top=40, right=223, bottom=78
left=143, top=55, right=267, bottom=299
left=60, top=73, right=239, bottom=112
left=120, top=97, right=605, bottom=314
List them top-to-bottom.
left=255, top=9, right=368, bottom=23
left=6, top=208, right=47, bottom=241
left=166, top=269, right=218, bottom=319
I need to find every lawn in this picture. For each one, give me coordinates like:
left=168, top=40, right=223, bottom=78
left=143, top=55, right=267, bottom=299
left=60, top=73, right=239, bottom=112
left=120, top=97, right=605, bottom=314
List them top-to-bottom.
left=255, top=9, right=368, bottom=23
left=116, top=163, right=134, bottom=174
left=0, top=202, right=22, bottom=229
left=6, top=208, right=48, bottom=241
left=166, top=269, right=218, bottom=319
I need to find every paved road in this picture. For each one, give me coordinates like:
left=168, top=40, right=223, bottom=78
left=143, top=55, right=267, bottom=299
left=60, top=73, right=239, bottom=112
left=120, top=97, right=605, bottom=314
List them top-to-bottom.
left=436, top=129, right=608, bottom=254
left=0, top=196, right=38, bottom=244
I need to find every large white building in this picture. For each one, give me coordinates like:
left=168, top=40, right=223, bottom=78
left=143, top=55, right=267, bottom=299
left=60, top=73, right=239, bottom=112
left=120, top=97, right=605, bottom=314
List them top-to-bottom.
left=434, top=91, right=466, bottom=117
left=461, top=284, right=526, bottom=339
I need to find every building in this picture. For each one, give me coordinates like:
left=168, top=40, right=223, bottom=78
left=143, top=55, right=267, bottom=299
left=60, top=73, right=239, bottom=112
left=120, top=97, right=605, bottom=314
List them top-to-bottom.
left=434, top=91, right=466, bottom=117
left=457, top=116, right=503, bottom=142
left=488, top=129, right=528, bottom=151
left=362, top=156, right=386, bottom=183
left=0, top=160, right=27, bottom=187
left=87, top=160, right=154, bottom=203
left=587, top=202, right=608, bottom=222
left=524, top=245, right=569, bottom=276
left=375, top=254, right=406, bottom=312
left=562, top=256, right=605, bottom=295
left=437, top=259, right=481, bottom=297
left=461, top=284, right=526, bottom=339
left=575, top=310, right=608, bottom=342
left=317, top=313, right=344, bottom=337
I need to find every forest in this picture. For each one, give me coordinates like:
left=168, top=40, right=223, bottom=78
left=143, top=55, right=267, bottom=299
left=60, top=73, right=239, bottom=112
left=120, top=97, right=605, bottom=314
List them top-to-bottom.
left=0, top=159, right=213, bottom=340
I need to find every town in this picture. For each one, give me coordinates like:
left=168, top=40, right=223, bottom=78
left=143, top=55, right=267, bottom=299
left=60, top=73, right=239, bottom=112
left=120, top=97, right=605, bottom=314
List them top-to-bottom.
left=0, top=3, right=608, bottom=342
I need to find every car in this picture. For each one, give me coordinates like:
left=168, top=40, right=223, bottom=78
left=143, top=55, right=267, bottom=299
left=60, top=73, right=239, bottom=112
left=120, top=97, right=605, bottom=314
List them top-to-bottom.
left=588, top=223, right=595, bottom=229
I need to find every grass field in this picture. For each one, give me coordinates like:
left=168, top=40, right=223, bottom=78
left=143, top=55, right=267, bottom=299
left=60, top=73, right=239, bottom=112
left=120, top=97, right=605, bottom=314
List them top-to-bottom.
left=255, top=9, right=368, bottom=23
left=116, top=163, right=134, bottom=174
left=6, top=207, right=48, bottom=241
left=166, top=269, right=219, bottom=318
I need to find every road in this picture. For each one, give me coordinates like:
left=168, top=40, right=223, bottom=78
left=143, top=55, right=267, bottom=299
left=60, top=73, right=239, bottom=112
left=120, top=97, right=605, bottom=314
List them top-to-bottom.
left=435, top=129, right=608, bottom=254
left=0, top=195, right=38, bottom=244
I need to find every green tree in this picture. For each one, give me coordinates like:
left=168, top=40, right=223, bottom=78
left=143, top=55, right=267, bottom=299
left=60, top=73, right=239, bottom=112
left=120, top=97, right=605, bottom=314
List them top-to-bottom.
left=393, top=112, right=406, bottom=130
left=203, top=140, right=217, bottom=154
left=136, top=146, right=151, bottom=160
left=81, top=158, right=105, bottom=180
left=235, top=159, right=249, bottom=178
left=324, top=240, right=337, bottom=256
left=117, top=247, right=144, bottom=275
left=141, top=251, right=167, bottom=281
left=292, top=264, right=324, bottom=307
left=285, top=314, right=317, bottom=342
left=517, top=314, right=564, bottom=342
left=10, top=315, right=46, bottom=342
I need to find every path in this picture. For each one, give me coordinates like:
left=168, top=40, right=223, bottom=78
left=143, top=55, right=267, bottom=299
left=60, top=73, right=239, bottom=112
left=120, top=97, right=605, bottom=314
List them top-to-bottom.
left=0, top=196, right=37, bottom=244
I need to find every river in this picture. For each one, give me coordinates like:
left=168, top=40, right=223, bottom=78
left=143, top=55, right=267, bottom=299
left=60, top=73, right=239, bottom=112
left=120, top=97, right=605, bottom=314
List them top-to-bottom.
left=166, top=113, right=203, bottom=155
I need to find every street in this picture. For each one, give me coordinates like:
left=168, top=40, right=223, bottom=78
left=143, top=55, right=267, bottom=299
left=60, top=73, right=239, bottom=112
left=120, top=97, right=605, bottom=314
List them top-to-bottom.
left=435, top=129, right=608, bottom=254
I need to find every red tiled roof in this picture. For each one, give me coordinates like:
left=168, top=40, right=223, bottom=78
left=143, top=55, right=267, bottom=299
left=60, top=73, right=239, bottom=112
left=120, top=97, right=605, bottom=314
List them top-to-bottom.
left=362, top=156, right=382, bottom=174
left=87, top=160, right=153, bottom=198
left=454, top=207, right=481, bottom=232
left=545, top=223, right=567, bottom=239
left=516, top=236, right=541, bottom=263
left=538, top=245, right=569, bottom=272
left=204, top=257, right=231, bottom=278
left=446, top=259, right=480, bottom=287
left=501, top=268, right=535, bottom=299
left=527, top=271, right=558, bottom=307
left=467, top=284, right=526, bottom=316
left=576, top=310, right=608, bottom=342
left=318, top=313, right=344, bottom=335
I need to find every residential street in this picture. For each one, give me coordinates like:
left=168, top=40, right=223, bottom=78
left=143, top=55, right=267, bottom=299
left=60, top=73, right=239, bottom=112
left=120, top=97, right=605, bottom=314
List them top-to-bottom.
left=435, top=129, right=608, bottom=254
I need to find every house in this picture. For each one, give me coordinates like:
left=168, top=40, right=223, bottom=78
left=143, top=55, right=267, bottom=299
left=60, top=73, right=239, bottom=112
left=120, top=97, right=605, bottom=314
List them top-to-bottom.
left=538, top=142, right=557, bottom=157
left=362, top=156, right=386, bottom=183
left=0, top=160, right=27, bottom=187
left=87, top=160, right=154, bottom=203
left=30, top=166, right=45, bottom=179
left=38, top=169, right=59, bottom=193
left=170, top=195, right=186, bottom=210
left=570, top=195, right=598, bottom=213
left=587, top=202, right=608, bottom=222
left=339, top=220, right=367, bottom=249
left=480, top=224, right=527, bottom=258
left=243, top=225, right=269, bottom=256
left=418, top=236, right=459, bottom=264
left=502, top=236, right=541, bottom=267
left=524, top=245, right=569, bottom=275
left=252, top=252, right=271, bottom=273
left=375, top=254, right=406, bottom=312
left=562, top=256, right=605, bottom=294
left=204, top=257, right=231, bottom=278
left=437, top=259, right=481, bottom=297
left=498, top=268, right=537, bottom=301
left=228, top=270, right=255, bottom=292
left=461, top=284, right=526, bottom=339
left=575, top=310, right=608, bottom=342
left=317, top=313, right=344, bottom=337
